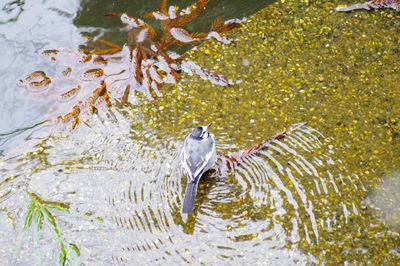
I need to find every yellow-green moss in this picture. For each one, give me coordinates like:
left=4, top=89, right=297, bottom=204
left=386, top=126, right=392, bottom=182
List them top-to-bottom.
left=137, top=0, right=400, bottom=263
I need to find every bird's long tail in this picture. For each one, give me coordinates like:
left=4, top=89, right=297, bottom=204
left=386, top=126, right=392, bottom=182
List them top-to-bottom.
left=182, top=180, right=199, bottom=214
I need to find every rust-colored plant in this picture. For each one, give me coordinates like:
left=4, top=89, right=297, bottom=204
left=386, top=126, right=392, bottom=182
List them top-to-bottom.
left=19, top=0, right=243, bottom=130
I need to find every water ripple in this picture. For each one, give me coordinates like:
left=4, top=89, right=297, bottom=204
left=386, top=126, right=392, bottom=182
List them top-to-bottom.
left=1, top=116, right=366, bottom=264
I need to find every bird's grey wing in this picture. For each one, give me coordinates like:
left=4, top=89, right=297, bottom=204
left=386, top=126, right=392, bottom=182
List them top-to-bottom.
left=182, top=137, right=216, bottom=181
left=192, top=140, right=215, bottom=178
left=182, top=146, right=203, bottom=181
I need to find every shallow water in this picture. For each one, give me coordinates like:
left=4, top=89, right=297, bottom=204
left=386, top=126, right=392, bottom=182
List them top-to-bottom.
left=0, top=0, right=271, bottom=154
left=1, top=0, right=400, bottom=265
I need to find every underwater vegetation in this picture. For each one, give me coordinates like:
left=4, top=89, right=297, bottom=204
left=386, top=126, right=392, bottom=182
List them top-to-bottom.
left=1, top=0, right=398, bottom=264
left=19, top=0, right=242, bottom=130
left=336, top=0, right=400, bottom=11
left=21, top=191, right=104, bottom=265
left=23, top=192, right=80, bottom=265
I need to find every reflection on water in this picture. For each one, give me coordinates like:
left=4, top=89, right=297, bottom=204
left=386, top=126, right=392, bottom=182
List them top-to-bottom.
left=0, top=0, right=82, bottom=153
left=0, top=0, right=272, bottom=155
left=1, top=0, right=400, bottom=264
left=74, top=0, right=273, bottom=46
left=1, top=106, right=397, bottom=263
left=2, top=111, right=327, bottom=264
left=367, top=173, right=400, bottom=229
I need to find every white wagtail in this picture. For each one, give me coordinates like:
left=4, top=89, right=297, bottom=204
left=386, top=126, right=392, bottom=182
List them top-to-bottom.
left=180, top=123, right=216, bottom=214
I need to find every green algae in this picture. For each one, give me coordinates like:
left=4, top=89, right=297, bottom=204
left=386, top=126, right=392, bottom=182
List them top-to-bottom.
left=135, top=0, right=400, bottom=263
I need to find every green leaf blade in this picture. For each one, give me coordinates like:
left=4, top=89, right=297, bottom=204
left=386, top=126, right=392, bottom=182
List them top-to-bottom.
left=23, top=201, right=35, bottom=230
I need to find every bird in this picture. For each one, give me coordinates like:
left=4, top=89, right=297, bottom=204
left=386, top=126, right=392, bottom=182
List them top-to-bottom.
left=180, top=123, right=216, bottom=214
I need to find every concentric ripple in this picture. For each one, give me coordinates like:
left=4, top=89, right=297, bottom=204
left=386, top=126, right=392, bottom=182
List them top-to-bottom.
left=0, top=111, right=369, bottom=264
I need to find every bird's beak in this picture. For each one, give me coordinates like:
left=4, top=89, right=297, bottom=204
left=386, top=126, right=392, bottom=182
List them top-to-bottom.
left=206, top=122, right=212, bottom=130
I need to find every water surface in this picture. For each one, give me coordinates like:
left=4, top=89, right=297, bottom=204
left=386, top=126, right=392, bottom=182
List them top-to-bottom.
left=0, top=0, right=400, bottom=264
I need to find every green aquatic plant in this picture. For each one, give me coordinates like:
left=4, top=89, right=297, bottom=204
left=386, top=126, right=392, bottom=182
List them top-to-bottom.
left=19, top=0, right=242, bottom=130
left=23, top=192, right=80, bottom=265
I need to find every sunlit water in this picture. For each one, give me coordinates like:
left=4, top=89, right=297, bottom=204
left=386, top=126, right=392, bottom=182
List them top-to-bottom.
left=1, top=0, right=400, bottom=265
left=1, top=111, right=336, bottom=264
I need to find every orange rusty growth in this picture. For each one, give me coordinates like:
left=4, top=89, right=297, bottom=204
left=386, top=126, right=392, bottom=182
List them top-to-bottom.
left=21, top=0, right=242, bottom=130
left=160, top=0, right=168, bottom=13
left=177, top=0, right=209, bottom=27
left=210, top=18, right=224, bottom=31
left=92, top=38, right=122, bottom=55
left=133, top=45, right=143, bottom=83
left=91, top=47, right=121, bottom=55
left=42, top=49, right=59, bottom=61
left=42, top=49, right=59, bottom=56
left=80, top=54, right=92, bottom=63
left=93, top=56, right=107, bottom=65
left=62, top=67, right=72, bottom=77
left=82, top=68, right=104, bottom=80
left=23, top=71, right=52, bottom=88
left=88, top=81, right=107, bottom=114
left=61, top=85, right=81, bottom=99
left=121, top=85, right=131, bottom=105
left=98, top=91, right=112, bottom=108
left=57, top=105, right=81, bottom=123
left=70, top=116, right=80, bottom=130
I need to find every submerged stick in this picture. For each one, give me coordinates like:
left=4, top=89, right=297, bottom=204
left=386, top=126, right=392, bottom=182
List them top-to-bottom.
left=212, top=130, right=287, bottom=176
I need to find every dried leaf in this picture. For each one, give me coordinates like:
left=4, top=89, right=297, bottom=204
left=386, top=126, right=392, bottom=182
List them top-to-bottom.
left=218, top=22, right=241, bottom=33
left=190, top=32, right=208, bottom=39
left=133, top=47, right=143, bottom=83
left=42, top=49, right=59, bottom=61
left=93, top=56, right=107, bottom=65
left=71, top=116, right=80, bottom=131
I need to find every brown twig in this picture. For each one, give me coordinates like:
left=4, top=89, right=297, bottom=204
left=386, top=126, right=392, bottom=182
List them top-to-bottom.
left=213, top=130, right=287, bottom=175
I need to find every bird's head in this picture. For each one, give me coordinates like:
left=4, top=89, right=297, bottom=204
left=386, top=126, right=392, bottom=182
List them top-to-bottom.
left=191, top=123, right=212, bottom=140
